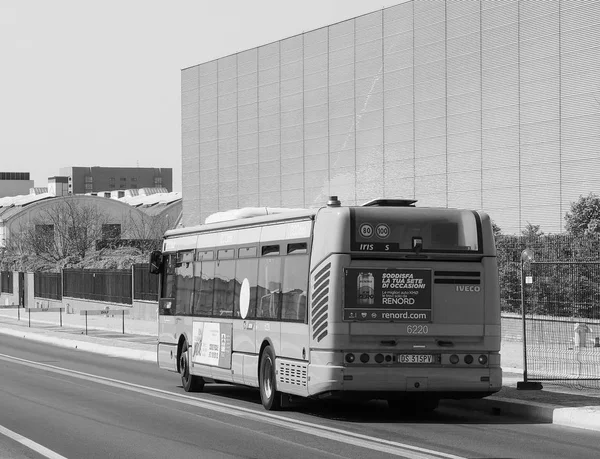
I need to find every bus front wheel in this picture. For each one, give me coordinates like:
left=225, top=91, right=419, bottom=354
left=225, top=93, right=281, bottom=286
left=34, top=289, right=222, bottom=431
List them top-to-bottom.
left=180, top=341, right=205, bottom=392
left=259, top=345, right=281, bottom=411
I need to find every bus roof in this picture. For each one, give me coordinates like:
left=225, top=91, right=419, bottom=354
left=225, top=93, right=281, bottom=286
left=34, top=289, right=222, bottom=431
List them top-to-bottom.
left=164, top=207, right=318, bottom=238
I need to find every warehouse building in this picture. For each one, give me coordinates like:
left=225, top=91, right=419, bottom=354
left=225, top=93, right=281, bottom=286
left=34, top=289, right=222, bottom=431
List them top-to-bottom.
left=181, top=0, right=600, bottom=234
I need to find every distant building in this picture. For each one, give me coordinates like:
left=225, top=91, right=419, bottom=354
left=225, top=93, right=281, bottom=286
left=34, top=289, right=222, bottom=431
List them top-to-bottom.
left=58, top=167, right=173, bottom=195
left=0, top=172, right=33, bottom=198
left=0, top=189, right=182, bottom=249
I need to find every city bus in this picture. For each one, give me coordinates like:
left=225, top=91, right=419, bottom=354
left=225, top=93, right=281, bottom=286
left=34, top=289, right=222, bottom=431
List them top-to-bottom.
left=149, top=196, right=501, bottom=411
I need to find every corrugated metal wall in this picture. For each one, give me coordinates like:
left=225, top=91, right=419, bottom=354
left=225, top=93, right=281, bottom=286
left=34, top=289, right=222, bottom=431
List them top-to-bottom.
left=182, top=0, right=600, bottom=234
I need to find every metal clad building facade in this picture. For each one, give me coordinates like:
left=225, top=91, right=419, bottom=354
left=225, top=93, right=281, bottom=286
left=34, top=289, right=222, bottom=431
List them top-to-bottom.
left=181, top=0, right=600, bottom=234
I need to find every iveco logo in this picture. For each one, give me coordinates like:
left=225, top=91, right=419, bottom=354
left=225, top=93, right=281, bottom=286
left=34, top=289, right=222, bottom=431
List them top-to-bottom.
left=456, top=285, right=481, bottom=293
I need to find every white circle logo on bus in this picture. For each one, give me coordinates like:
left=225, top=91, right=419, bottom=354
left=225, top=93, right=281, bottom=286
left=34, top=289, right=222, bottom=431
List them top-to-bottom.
left=359, top=223, right=374, bottom=238
left=376, top=223, right=390, bottom=239
left=240, top=278, right=250, bottom=319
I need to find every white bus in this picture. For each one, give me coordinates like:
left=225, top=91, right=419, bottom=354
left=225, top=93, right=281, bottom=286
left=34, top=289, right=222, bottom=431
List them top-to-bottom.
left=150, top=197, right=501, bottom=411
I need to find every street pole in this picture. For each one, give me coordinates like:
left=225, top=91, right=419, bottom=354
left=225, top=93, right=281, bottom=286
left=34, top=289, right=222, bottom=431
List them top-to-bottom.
left=517, top=248, right=543, bottom=390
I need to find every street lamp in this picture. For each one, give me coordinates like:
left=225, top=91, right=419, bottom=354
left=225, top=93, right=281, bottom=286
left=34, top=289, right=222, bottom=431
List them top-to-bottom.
left=517, top=248, right=543, bottom=390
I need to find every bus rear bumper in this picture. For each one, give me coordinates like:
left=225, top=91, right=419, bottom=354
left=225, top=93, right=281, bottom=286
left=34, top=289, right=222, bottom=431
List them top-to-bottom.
left=307, top=365, right=502, bottom=400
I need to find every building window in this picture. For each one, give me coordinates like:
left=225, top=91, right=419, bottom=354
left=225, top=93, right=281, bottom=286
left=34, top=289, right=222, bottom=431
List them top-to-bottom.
left=84, top=175, right=93, bottom=183
left=120, top=177, right=126, bottom=182
left=131, top=177, right=137, bottom=182
left=154, top=177, right=162, bottom=187
left=85, top=183, right=93, bottom=191
left=109, top=184, right=115, bottom=189
left=120, top=184, right=126, bottom=189
left=131, top=184, right=138, bottom=189
left=102, top=224, right=121, bottom=240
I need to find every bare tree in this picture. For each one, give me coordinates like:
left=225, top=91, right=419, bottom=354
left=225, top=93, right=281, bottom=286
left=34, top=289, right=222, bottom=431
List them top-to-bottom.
left=14, top=199, right=112, bottom=263
left=120, top=210, right=177, bottom=252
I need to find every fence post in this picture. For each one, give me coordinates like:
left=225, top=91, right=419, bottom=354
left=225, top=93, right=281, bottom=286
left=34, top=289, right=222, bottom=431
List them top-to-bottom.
left=518, top=249, right=542, bottom=390
left=28, top=308, right=31, bottom=328
left=60, top=308, right=63, bottom=327
left=85, top=310, right=88, bottom=335
left=122, top=310, right=125, bottom=334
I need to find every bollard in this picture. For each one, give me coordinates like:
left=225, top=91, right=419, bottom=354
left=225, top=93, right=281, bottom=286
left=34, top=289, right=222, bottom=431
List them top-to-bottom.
left=595, top=337, right=600, bottom=348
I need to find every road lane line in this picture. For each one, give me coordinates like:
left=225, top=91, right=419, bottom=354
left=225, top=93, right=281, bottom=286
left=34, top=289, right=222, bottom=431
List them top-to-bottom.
left=0, top=353, right=466, bottom=459
left=0, top=424, right=68, bottom=459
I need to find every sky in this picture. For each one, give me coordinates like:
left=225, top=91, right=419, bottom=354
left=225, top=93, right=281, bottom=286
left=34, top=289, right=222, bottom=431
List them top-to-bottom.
left=1, top=0, right=403, bottom=193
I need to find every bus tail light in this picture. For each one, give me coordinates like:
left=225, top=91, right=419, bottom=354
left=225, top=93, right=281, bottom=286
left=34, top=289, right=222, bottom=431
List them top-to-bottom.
left=345, top=353, right=355, bottom=363
left=360, top=353, right=370, bottom=363
left=375, top=353, right=384, bottom=363
left=449, top=354, right=459, bottom=364
left=464, top=354, right=474, bottom=364
left=478, top=354, right=488, bottom=365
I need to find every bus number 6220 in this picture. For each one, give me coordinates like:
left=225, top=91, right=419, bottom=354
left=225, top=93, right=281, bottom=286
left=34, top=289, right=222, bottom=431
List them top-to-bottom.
left=407, top=325, right=428, bottom=334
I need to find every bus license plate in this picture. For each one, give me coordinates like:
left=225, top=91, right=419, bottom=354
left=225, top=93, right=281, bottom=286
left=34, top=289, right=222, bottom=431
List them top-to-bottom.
left=398, top=354, right=434, bottom=364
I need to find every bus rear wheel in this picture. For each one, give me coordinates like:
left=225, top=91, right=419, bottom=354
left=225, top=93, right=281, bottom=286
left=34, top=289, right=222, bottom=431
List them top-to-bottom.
left=180, top=341, right=205, bottom=392
left=259, top=345, right=281, bottom=411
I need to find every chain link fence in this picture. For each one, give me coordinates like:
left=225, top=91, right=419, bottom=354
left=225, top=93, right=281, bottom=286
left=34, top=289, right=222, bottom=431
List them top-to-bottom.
left=498, top=234, right=600, bottom=389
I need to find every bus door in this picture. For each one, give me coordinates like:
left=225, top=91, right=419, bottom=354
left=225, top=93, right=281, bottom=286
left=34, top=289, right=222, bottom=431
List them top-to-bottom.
left=253, top=246, right=283, bottom=383
left=233, top=247, right=259, bottom=385
left=157, top=253, right=177, bottom=371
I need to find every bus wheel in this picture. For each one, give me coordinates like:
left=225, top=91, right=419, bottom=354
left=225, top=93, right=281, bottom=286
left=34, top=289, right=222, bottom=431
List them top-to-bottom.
left=180, top=341, right=205, bottom=392
left=259, top=345, right=281, bottom=410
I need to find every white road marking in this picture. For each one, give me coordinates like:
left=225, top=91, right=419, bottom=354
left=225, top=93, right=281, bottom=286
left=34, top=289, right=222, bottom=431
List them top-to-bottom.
left=0, top=353, right=466, bottom=459
left=0, top=424, right=68, bottom=459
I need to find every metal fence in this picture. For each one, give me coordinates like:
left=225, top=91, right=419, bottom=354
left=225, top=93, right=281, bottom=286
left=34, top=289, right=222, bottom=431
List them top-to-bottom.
left=497, top=234, right=600, bottom=389
left=524, top=262, right=600, bottom=388
left=133, top=264, right=158, bottom=302
left=63, top=269, right=132, bottom=305
left=1, top=271, right=13, bottom=294
left=34, top=272, right=62, bottom=300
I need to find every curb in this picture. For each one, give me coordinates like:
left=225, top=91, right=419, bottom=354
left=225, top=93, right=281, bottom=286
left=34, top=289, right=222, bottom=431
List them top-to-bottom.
left=0, top=327, right=156, bottom=363
left=445, top=397, right=600, bottom=432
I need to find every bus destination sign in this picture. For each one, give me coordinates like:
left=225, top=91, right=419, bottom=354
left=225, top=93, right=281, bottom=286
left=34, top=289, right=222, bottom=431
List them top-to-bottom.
left=343, top=268, right=432, bottom=322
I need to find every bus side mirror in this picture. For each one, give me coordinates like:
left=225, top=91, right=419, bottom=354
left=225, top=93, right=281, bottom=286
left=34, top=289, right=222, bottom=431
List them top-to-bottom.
left=149, top=250, right=163, bottom=275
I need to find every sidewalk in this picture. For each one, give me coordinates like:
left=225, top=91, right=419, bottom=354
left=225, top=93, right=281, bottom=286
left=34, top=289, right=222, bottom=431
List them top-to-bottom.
left=1, top=314, right=599, bottom=432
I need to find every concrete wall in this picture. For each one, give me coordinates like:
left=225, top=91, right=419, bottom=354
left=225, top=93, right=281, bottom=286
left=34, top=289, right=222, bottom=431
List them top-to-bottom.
left=182, top=1, right=600, bottom=234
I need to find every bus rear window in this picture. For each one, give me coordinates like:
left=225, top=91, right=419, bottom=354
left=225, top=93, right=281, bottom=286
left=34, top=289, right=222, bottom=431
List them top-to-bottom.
left=351, top=208, right=480, bottom=253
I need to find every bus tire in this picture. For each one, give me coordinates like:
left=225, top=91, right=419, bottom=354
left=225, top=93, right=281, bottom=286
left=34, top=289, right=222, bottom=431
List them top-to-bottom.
left=180, top=341, right=205, bottom=392
left=259, top=345, right=281, bottom=411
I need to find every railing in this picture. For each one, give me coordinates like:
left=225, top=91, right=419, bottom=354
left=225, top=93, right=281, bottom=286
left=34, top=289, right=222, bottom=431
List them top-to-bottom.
left=133, top=264, right=159, bottom=302
left=63, top=269, right=132, bottom=305
left=0, top=271, right=13, bottom=294
left=34, top=272, right=62, bottom=300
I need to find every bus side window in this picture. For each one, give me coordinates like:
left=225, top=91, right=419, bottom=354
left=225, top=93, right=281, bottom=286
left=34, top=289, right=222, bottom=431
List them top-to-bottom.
left=159, top=254, right=176, bottom=315
left=161, top=254, right=176, bottom=299
left=281, top=254, right=309, bottom=322
left=213, top=257, right=236, bottom=317
left=234, top=257, right=258, bottom=319
left=257, top=257, right=282, bottom=320
left=175, top=260, right=194, bottom=316
left=194, top=260, right=215, bottom=316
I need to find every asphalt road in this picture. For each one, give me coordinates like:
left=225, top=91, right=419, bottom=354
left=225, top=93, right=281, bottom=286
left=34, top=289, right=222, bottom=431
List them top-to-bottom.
left=1, top=336, right=599, bottom=459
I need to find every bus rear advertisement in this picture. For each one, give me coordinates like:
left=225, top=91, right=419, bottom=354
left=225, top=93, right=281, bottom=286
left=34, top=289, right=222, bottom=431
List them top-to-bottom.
left=150, top=196, right=501, bottom=412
